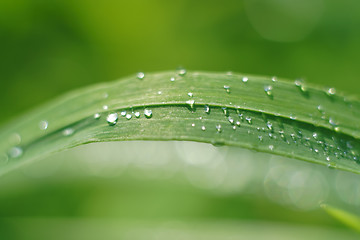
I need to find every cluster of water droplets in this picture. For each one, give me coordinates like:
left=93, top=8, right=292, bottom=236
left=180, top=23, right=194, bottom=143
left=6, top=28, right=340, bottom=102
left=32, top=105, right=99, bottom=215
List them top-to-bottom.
left=2, top=69, right=358, bottom=171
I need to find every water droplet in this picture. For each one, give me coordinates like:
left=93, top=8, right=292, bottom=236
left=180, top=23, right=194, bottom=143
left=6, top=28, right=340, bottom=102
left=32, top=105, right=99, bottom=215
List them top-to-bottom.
left=177, top=68, right=187, bottom=76
left=137, top=72, right=145, bottom=80
left=271, top=76, right=277, bottom=82
left=170, top=77, right=175, bottom=82
left=242, top=77, right=248, bottom=83
left=294, top=79, right=307, bottom=92
left=224, top=85, right=230, bottom=93
left=264, top=85, right=273, bottom=97
left=326, top=88, right=336, bottom=96
left=157, top=91, right=162, bottom=95
left=188, top=92, right=193, bottom=97
left=186, top=99, right=195, bottom=109
left=103, top=105, right=108, bottom=110
left=204, top=105, right=210, bottom=114
left=317, top=105, right=324, bottom=113
left=222, top=107, right=229, bottom=116
left=144, top=109, right=152, bottom=118
left=134, top=112, right=140, bottom=118
left=94, top=113, right=101, bottom=119
left=106, top=113, right=118, bottom=126
left=126, top=114, right=132, bottom=120
left=228, top=117, right=234, bottom=124
left=245, top=117, right=252, bottom=124
left=329, top=117, right=337, bottom=126
left=39, top=120, right=48, bottom=130
left=236, top=121, right=241, bottom=126
left=266, top=121, right=273, bottom=131
left=191, top=123, right=195, bottom=127
left=216, top=124, right=222, bottom=133
left=201, top=126, right=206, bottom=131
left=232, top=126, right=236, bottom=130
left=62, top=128, right=74, bottom=136
left=279, top=130, right=285, bottom=139
left=312, top=132, right=318, bottom=139
left=9, top=133, right=21, bottom=145
left=258, top=136, right=263, bottom=141
left=268, top=145, right=274, bottom=151
left=8, top=147, right=23, bottom=158
left=326, top=156, right=330, bottom=161
left=327, top=162, right=336, bottom=169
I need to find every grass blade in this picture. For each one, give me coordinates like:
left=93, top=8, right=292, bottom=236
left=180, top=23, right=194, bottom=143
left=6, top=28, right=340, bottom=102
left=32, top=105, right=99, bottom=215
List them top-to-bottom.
left=0, top=71, right=359, bottom=175
left=321, top=204, right=360, bottom=232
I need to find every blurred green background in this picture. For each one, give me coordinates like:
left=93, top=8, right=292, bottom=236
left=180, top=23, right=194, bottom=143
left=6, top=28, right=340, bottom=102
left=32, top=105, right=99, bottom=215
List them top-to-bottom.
left=1, top=0, right=360, bottom=239
left=1, top=0, right=360, bottom=125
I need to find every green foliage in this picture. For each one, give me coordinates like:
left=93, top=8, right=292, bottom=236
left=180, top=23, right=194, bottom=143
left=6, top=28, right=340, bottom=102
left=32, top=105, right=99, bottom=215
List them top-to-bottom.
left=1, top=71, right=359, bottom=176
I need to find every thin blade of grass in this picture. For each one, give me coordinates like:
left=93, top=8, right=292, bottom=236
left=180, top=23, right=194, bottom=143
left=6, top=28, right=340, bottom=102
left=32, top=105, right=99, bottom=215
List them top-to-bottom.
left=0, top=71, right=359, bottom=175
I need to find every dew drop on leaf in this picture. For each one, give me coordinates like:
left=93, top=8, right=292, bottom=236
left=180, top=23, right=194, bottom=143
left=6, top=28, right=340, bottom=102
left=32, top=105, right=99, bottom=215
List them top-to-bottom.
left=177, top=68, right=187, bottom=76
left=137, top=72, right=145, bottom=80
left=170, top=77, right=175, bottom=82
left=242, top=77, right=248, bottom=83
left=294, top=79, right=307, bottom=92
left=224, top=85, right=230, bottom=93
left=264, top=85, right=273, bottom=97
left=326, top=88, right=336, bottom=96
left=188, top=92, right=193, bottom=97
left=186, top=99, right=195, bottom=109
left=102, top=105, right=108, bottom=110
left=204, top=105, right=210, bottom=114
left=317, top=105, right=324, bottom=113
left=222, top=107, right=228, bottom=116
left=144, top=109, right=153, bottom=118
left=121, top=111, right=127, bottom=117
left=134, top=112, right=140, bottom=118
left=94, top=113, right=101, bottom=119
left=106, top=113, right=118, bottom=126
left=126, top=114, right=132, bottom=120
left=228, top=116, right=234, bottom=124
left=246, top=117, right=252, bottom=124
left=329, top=117, right=338, bottom=127
left=39, top=120, right=48, bottom=130
left=216, top=124, right=222, bottom=133
left=201, top=126, right=206, bottom=131
left=62, top=128, right=75, bottom=136
left=312, top=132, right=318, bottom=139
left=9, top=133, right=21, bottom=145
left=8, top=147, right=23, bottom=158
left=327, top=162, right=337, bottom=169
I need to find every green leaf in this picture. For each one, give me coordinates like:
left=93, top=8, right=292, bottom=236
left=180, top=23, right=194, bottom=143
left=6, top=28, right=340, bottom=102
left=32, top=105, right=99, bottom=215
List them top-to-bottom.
left=0, top=71, right=359, bottom=175
left=321, top=204, right=360, bottom=232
